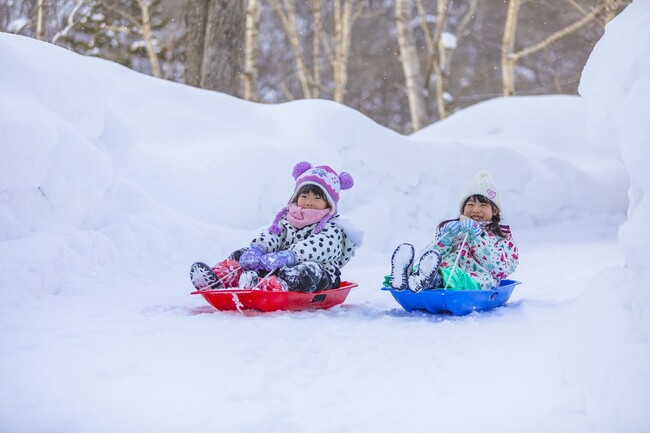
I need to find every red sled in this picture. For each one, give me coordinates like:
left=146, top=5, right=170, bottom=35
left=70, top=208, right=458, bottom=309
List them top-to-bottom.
left=191, top=281, right=358, bottom=312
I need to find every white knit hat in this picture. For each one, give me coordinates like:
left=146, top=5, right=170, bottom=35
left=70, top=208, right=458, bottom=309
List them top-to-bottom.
left=459, top=170, right=502, bottom=210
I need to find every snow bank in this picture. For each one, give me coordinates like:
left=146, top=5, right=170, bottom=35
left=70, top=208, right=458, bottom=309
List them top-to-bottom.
left=580, top=0, right=650, bottom=334
left=580, top=0, right=650, bottom=279
left=0, top=28, right=631, bottom=301
left=0, top=34, right=241, bottom=300
left=413, top=95, right=628, bottom=226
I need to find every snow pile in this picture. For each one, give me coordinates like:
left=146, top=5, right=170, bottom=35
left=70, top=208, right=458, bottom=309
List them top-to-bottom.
left=580, top=0, right=650, bottom=332
left=580, top=0, right=650, bottom=278
left=0, top=31, right=629, bottom=301
left=0, top=35, right=245, bottom=301
left=0, top=35, right=118, bottom=298
left=412, top=95, right=628, bottom=226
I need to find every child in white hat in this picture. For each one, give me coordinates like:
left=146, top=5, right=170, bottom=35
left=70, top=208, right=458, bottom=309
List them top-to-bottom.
left=389, top=171, right=519, bottom=292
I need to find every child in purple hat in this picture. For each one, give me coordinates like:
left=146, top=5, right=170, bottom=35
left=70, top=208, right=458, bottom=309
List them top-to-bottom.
left=190, top=161, right=360, bottom=293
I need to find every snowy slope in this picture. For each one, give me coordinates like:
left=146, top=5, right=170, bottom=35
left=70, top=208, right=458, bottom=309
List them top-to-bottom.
left=0, top=1, right=648, bottom=430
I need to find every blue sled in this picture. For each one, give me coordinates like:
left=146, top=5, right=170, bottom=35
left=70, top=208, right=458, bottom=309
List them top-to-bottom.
left=381, top=279, right=521, bottom=316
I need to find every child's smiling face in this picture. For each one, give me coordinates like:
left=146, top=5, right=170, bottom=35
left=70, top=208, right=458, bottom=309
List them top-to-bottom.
left=297, top=191, right=329, bottom=210
left=463, top=196, right=496, bottom=222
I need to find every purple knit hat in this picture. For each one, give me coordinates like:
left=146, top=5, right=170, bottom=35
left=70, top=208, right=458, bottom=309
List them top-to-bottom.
left=269, top=161, right=354, bottom=235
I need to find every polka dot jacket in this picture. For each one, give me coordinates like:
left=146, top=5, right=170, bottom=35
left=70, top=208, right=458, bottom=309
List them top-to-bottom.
left=250, top=216, right=356, bottom=281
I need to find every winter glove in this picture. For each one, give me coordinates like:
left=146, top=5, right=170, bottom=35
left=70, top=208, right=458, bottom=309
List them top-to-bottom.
left=459, top=218, right=483, bottom=241
left=437, top=221, right=461, bottom=246
left=239, top=244, right=266, bottom=271
left=260, top=250, right=298, bottom=272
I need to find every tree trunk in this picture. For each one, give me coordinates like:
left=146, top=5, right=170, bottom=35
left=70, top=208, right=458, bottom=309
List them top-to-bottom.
left=35, top=0, right=46, bottom=41
left=137, top=0, right=162, bottom=78
left=185, top=0, right=245, bottom=96
left=202, top=0, right=245, bottom=95
left=244, top=0, right=260, bottom=101
left=269, top=0, right=312, bottom=99
left=312, top=0, right=322, bottom=98
left=329, top=0, right=363, bottom=104
left=333, top=0, right=351, bottom=103
left=396, top=0, right=428, bottom=131
left=417, top=0, right=449, bottom=119
left=501, top=0, right=520, bottom=96
left=184, top=1, right=209, bottom=87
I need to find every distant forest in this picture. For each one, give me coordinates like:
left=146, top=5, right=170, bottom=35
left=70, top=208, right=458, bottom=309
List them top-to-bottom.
left=0, top=0, right=631, bottom=133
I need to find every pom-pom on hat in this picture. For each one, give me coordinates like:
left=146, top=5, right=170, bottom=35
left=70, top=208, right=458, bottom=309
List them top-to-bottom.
left=268, top=161, right=354, bottom=235
left=460, top=170, right=502, bottom=210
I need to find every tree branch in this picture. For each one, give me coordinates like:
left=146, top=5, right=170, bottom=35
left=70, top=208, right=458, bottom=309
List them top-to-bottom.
left=512, top=3, right=605, bottom=61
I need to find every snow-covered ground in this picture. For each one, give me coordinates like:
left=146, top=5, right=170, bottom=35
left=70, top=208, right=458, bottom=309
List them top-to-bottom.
left=0, top=1, right=648, bottom=431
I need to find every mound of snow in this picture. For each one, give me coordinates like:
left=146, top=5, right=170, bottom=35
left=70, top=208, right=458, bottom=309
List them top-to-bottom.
left=413, top=95, right=628, bottom=226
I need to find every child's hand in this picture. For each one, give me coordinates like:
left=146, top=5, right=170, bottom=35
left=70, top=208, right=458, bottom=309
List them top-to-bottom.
left=459, top=219, right=482, bottom=240
left=437, top=221, right=461, bottom=245
left=441, top=221, right=461, bottom=236
left=239, top=244, right=266, bottom=271
left=260, top=250, right=298, bottom=271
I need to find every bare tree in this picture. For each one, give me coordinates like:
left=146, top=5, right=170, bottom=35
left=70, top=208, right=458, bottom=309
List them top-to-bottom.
left=34, top=0, right=47, bottom=40
left=51, top=0, right=86, bottom=44
left=97, top=0, right=162, bottom=77
left=244, top=0, right=260, bottom=101
left=266, top=0, right=364, bottom=103
left=268, top=0, right=313, bottom=98
left=312, top=0, right=323, bottom=99
left=331, top=0, right=365, bottom=103
left=331, top=0, right=351, bottom=103
left=396, top=0, right=427, bottom=131
left=416, top=0, right=450, bottom=119
left=501, top=0, right=521, bottom=97
left=502, top=0, right=611, bottom=96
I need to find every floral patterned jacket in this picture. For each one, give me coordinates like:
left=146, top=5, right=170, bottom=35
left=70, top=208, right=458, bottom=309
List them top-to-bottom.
left=419, top=223, right=519, bottom=289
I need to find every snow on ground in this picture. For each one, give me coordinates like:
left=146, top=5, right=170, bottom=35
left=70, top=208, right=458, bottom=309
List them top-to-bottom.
left=0, top=1, right=648, bottom=431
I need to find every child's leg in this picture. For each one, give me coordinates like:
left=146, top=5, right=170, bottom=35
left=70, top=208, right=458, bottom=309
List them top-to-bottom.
left=390, top=243, right=415, bottom=290
left=228, top=248, right=247, bottom=262
left=408, top=250, right=442, bottom=292
left=211, top=259, right=242, bottom=288
left=190, top=262, right=222, bottom=290
left=277, top=262, right=335, bottom=293
left=238, top=270, right=260, bottom=288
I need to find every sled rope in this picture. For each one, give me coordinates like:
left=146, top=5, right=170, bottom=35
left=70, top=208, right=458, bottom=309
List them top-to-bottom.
left=444, top=232, right=468, bottom=290
left=231, top=292, right=245, bottom=314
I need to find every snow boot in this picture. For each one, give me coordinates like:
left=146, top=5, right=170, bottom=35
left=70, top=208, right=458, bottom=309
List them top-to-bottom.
left=390, top=243, right=415, bottom=290
left=408, top=250, right=442, bottom=293
left=212, top=259, right=243, bottom=288
left=190, top=262, right=223, bottom=290
left=238, top=270, right=259, bottom=289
